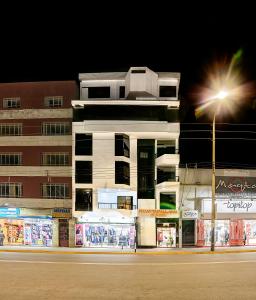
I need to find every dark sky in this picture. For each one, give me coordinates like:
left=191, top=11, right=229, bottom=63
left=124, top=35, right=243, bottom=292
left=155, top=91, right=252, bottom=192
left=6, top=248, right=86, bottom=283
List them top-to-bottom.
left=1, top=5, right=256, bottom=168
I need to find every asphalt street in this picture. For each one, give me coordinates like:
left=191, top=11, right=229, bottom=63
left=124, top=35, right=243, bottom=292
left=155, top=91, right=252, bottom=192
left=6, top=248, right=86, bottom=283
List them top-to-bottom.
left=0, top=252, right=256, bottom=300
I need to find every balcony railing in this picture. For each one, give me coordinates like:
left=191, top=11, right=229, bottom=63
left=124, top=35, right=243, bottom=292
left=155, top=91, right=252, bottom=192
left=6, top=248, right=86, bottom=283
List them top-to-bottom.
left=98, top=202, right=137, bottom=210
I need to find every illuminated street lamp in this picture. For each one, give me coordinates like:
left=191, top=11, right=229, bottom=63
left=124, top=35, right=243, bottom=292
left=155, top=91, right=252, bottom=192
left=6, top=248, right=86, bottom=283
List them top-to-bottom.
left=210, top=89, right=229, bottom=251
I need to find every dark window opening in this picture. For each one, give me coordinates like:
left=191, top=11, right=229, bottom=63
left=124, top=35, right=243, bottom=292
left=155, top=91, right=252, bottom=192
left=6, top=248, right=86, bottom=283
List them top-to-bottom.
left=131, top=70, right=146, bottom=73
left=119, top=86, right=125, bottom=98
left=159, top=86, right=177, bottom=97
left=88, top=87, right=110, bottom=98
left=75, top=134, right=92, bottom=155
left=115, top=134, right=130, bottom=158
left=137, top=139, right=155, bottom=199
left=157, top=140, right=176, bottom=157
left=75, top=161, right=92, bottom=183
left=115, top=161, right=130, bottom=185
left=157, top=167, right=176, bottom=184
left=75, top=188, right=93, bottom=211
left=160, top=193, right=176, bottom=210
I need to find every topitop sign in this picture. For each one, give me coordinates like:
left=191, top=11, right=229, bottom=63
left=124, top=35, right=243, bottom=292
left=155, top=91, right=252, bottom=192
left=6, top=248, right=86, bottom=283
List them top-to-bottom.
left=216, top=176, right=256, bottom=195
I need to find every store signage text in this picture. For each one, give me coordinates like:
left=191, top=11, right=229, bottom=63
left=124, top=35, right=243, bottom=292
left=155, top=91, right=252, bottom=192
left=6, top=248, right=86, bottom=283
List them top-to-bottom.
left=216, top=176, right=256, bottom=195
left=203, top=199, right=256, bottom=213
left=223, top=200, right=253, bottom=212
left=0, top=207, right=20, bottom=218
left=52, top=208, right=72, bottom=218
left=138, top=209, right=178, bottom=217
left=182, top=210, right=198, bottom=219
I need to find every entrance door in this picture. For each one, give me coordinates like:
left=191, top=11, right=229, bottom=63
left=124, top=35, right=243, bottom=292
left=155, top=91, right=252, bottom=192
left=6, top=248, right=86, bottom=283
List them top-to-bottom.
left=59, top=219, right=69, bottom=247
left=229, top=219, right=244, bottom=246
left=182, top=220, right=195, bottom=246
left=157, top=226, right=176, bottom=248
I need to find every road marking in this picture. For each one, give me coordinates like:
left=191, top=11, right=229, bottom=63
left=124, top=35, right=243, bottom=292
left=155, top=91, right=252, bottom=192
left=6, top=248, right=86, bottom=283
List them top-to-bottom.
left=0, top=259, right=256, bottom=266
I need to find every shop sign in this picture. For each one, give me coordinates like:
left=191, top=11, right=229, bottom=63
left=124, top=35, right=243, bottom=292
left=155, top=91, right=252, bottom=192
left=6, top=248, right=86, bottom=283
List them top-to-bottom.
left=216, top=176, right=256, bottom=196
left=203, top=199, right=256, bottom=213
left=0, top=207, right=20, bottom=218
left=52, top=208, right=72, bottom=218
left=138, top=209, right=178, bottom=217
left=182, top=210, right=198, bottom=219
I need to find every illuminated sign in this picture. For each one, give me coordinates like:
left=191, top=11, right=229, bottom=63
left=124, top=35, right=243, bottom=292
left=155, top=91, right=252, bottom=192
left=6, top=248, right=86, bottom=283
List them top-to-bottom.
left=216, top=176, right=256, bottom=195
left=0, top=207, right=20, bottom=218
left=52, top=208, right=72, bottom=218
left=138, top=209, right=178, bottom=217
left=182, top=210, right=198, bottom=219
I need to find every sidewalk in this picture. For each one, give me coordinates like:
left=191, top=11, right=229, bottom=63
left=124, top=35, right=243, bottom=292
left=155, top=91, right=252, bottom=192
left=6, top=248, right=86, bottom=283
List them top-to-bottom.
left=1, top=245, right=256, bottom=255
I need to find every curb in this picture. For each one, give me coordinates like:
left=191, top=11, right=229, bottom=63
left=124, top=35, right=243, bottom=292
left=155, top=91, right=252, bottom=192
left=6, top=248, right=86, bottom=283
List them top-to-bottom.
left=1, top=248, right=256, bottom=255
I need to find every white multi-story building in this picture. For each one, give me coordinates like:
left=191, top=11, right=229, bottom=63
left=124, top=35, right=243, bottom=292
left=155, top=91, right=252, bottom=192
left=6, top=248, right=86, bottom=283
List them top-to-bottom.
left=72, top=67, right=180, bottom=248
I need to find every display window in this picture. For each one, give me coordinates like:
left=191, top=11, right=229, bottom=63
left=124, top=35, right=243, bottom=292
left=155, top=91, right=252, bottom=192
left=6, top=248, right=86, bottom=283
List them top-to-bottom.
left=0, top=219, right=24, bottom=245
left=24, top=219, right=53, bottom=247
left=203, top=220, right=230, bottom=246
left=244, top=220, right=256, bottom=245
left=75, top=223, right=135, bottom=248
left=157, top=227, right=176, bottom=248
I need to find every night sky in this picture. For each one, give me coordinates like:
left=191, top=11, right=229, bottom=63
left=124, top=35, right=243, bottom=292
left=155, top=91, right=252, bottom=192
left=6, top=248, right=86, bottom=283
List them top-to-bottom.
left=1, top=5, right=256, bottom=169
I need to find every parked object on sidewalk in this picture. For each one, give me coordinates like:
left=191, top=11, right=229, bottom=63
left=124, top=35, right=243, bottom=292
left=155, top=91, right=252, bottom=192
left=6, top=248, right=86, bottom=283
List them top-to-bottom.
left=0, top=230, right=5, bottom=246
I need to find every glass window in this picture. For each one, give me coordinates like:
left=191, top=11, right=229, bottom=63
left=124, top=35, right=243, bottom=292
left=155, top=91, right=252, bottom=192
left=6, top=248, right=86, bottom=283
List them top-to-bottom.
left=119, top=86, right=125, bottom=98
left=159, top=86, right=176, bottom=98
left=88, top=87, right=110, bottom=98
left=44, top=96, right=63, bottom=107
left=3, top=97, right=21, bottom=108
left=42, top=123, right=70, bottom=135
left=0, top=124, right=22, bottom=136
left=75, top=134, right=92, bottom=155
left=115, top=134, right=130, bottom=158
left=0, top=153, right=22, bottom=165
left=41, top=153, right=69, bottom=166
left=75, top=161, right=92, bottom=183
left=115, top=161, right=130, bottom=185
left=0, top=183, right=22, bottom=197
left=41, top=183, right=69, bottom=199
left=75, top=188, right=93, bottom=211
left=160, top=193, right=176, bottom=210
left=117, top=196, right=133, bottom=210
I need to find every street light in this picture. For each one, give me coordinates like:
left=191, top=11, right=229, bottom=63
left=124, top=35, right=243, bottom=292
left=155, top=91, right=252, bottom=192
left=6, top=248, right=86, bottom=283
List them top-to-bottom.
left=210, top=90, right=229, bottom=251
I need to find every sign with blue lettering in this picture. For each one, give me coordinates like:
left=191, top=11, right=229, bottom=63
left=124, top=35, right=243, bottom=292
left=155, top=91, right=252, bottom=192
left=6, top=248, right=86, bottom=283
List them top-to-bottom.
left=0, top=207, right=20, bottom=218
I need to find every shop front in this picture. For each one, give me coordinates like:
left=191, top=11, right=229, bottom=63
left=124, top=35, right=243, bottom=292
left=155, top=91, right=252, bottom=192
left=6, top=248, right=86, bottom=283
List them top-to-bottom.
left=0, top=207, right=55, bottom=247
left=75, top=211, right=136, bottom=248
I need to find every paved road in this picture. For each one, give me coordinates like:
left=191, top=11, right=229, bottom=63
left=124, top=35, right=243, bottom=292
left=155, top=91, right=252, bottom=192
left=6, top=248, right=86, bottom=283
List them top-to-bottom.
left=0, top=252, right=256, bottom=300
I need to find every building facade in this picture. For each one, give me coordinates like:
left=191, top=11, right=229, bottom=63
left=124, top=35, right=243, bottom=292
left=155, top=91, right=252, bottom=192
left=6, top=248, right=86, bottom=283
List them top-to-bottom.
left=72, top=67, right=180, bottom=248
left=0, top=81, right=78, bottom=247
left=180, top=168, right=256, bottom=247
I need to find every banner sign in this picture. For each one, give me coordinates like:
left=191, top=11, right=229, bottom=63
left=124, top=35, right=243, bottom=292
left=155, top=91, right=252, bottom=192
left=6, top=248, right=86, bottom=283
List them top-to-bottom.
left=216, top=176, right=256, bottom=196
left=0, top=207, right=20, bottom=218
left=52, top=208, right=72, bottom=218
left=138, top=209, right=178, bottom=217
left=182, top=210, right=198, bottom=219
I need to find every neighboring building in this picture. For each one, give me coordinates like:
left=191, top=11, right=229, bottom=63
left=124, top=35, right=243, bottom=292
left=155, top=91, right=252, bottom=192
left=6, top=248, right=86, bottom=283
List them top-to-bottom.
left=72, top=67, right=180, bottom=248
left=0, top=81, right=78, bottom=247
left=180, top=168, right=256, bottom=247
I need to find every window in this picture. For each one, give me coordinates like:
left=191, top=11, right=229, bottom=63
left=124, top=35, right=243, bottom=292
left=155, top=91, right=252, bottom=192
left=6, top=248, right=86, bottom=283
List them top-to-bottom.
left=131, top=70, right=146, bottom=73
left=119, top=86, right=125, bottom=98
left=159, top=86, right=176, bottom=98
left=88, top=87, right=110, bottom=98
left=44, top=96, right=63, bottom=107
left=3, top=97, right=21, bottom=108
left=0, top=123, right=22, bottom=136
left=42, top=123, right=70, bottom=135
left=75, top=134, right=92, bottom=155
left=115, top=134, right=129, bottom=158
left=157, top=140, right=176, bottom=157
left=0, top=153, right=22, bottom=165
left=41, top=153, right=69, bottom=166
left=75, top=161, right=92, bottom=183
left=115, top=161, right=130, bottom=185
left=157, top=167, right=176, bottom=184
left=0, top=183, right=22, bottom=198
left=41, top=183, right=69, bottom=199
left=75, top=188, right=92, bottom=211
left=160, top=193, right=176, bottom=210
left=117, top=196, right=134, bottom=210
